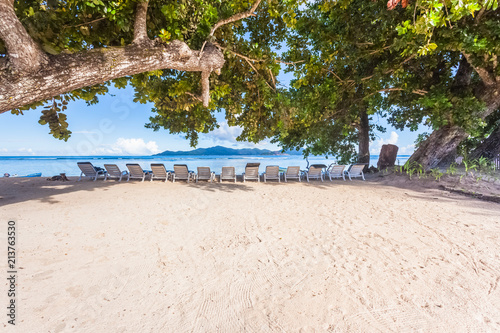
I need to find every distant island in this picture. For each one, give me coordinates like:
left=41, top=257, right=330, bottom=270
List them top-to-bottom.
left=154, top=145, right=303, bottom=156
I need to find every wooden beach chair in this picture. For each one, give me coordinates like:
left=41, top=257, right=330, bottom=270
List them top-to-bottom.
left=77, top=162, right=106, bottom=181
left=126, top=163, right=151, bottom=182
left=242, top=163, right=260, bottom=182
left=103, top=164, right=128, bottom=182
left=150, top=164, right=170, bottom=182
left=172, top=164, right=195, bottom=183
left=346, top=164, right=365, bottom=181
left=263, top=165, right=280, bottom=183
left=304, top=165, right=324, bottom=182
left=327, top=165, right=346, bottom=181
left=283, top=166, right=301, bottom=182
left=196, top=167, right=215, bottom=183
left=220, top=167, right=236, bottom=183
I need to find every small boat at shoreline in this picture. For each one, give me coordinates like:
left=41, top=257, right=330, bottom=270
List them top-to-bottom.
left=22, top=173, right=42, bottom=177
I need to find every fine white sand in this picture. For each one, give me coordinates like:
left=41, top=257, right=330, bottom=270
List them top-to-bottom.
left=1, top=176, right=500, bottom=332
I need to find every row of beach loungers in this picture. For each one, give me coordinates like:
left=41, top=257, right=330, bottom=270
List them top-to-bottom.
left=77, top=162, right=365, bottom=183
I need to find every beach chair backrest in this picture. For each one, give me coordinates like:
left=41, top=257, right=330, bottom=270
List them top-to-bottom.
left=78, top=162, right=97, bottom=176
left=245, top=163, right=260, bottom=178
left=104, top=164, right=121, bottom=177
left=126, top=164, right=144, bottom=177
left=151, top=164, right=168, bottom=178
left=174, top=164, right=190, bottom=179
left=350, top=164, right=364, bottom=175
left=266, top=165, right=280, bottom=177
left=331, top=165, right=345, bottom=176
left=286, top=166, right=300, bottom=176
left=308, top=166, right=322, bottom=176
left=197, top=167, right=211, bottom=179
left=221, top=167, right=235, bottom=178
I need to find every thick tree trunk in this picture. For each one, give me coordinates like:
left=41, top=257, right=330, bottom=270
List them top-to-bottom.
left=408, top=54, right=500, bottom=170
left=357, top=108, right=370, bottom=164
left=408, top=125, right=467, bottom=169
left=469, top=126, right=500, bottom=159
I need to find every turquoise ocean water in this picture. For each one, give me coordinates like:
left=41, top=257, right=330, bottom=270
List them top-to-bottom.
left=0, top=155, right=411, bottom=177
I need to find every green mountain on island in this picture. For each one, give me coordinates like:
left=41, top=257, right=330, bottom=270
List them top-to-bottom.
left=154, top=145, right=303, bottom=156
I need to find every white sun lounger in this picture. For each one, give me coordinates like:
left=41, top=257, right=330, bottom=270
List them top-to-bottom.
left=77, top=162, right=106, bottom=181
left=126, top=163, right=151, bottom=182
left=243, top=163, right=260, bottom=182
left=104, top=164, right=128, bottom=182
left=150, top=164, right=170, bottom=182
left=172, top=164, right=195, bottom=183
left=347, top=164, right=365, bottom=180
left=263, top=165, right=280, bottom=182
left=304, top=165, right=324, bottom=182
left=328, top=165, right=346, bottom=181
left=283, top=166, right=301, bottom=182
left=196, top=167, right=215, bottom=182
left=220, top=167, right=236, bottom=182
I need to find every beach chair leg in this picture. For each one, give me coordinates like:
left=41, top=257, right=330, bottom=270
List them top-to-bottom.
left=361, top=172, right=365, bottom=181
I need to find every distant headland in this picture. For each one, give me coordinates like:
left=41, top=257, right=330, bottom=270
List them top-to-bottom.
left=154, top=145, right=303, bottom=156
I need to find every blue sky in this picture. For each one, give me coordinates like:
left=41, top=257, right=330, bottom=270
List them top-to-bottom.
left=0, top=79, right=425, bottom=157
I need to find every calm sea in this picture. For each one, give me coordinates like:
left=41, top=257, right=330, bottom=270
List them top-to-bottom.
left=0, top=155, right=411, bottom=177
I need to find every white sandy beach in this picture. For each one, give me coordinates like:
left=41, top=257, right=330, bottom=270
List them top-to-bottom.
left=1, top=176, right=500, bottom=332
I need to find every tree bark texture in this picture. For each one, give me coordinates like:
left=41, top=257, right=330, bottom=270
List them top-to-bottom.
left=0, top=0, right=47, bottom=73
left=357, top=108, right=370, bottom=165
left=408, top=125, right=468, bottom=169
left=469, top=125, right=500, bottom=160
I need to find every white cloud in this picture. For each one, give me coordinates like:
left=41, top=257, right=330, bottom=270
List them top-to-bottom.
left=208, top=122, right=243, bottom=143
left=370, top=131, right=399, bottom=154
left=82, top=138, right=160, bottom=155
left=113, top=138, right=160, bottom=155
left=399, top=144, right=415, bottom=155
left=0, top=148, right=7, bottom=153
left=18, top=148, right=35, bottom=155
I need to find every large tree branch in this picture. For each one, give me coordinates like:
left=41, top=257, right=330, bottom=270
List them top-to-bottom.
left=0, top=0, right=48, bottom=73
left=0, top=40, right=225, bottom=113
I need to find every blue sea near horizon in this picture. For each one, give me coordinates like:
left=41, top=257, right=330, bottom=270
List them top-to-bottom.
left=0, top=155, right=411, bottom=177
